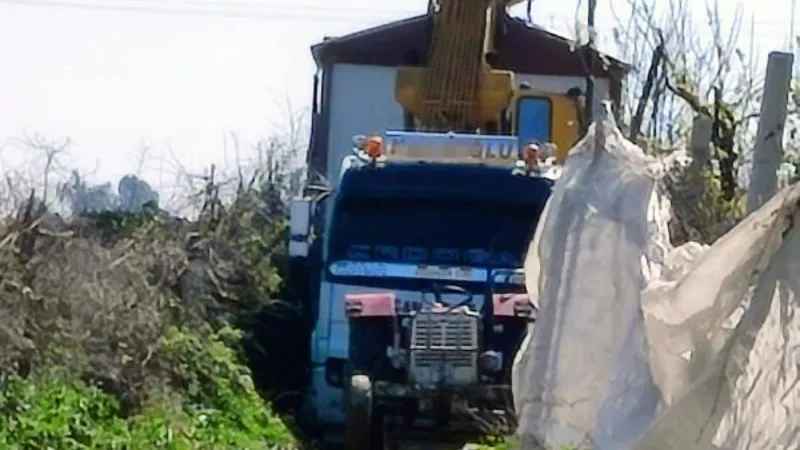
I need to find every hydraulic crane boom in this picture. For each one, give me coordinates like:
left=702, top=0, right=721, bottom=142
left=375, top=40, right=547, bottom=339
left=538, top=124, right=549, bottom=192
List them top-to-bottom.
left=394, top=0, right=515, bottom=132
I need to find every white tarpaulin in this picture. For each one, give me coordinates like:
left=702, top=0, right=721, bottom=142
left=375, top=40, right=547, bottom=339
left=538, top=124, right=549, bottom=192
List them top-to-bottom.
left=512, top=110, right=799, bottom=450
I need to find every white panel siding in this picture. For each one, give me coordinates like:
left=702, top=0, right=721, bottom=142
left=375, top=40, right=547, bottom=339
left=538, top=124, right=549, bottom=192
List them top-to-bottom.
left=326, top=63, right=404, bottom=186
left=324, top=64, right=612, bottom=187
left=515, top=73, right=611, bottom=117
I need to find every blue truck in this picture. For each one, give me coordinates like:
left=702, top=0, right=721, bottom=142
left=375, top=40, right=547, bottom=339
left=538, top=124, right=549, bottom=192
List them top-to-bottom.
left=290, top=131, right=557, bottom=447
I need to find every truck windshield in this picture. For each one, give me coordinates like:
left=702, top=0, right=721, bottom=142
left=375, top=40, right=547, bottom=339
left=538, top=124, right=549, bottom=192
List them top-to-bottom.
left=328, top=196, right=541, bottom=268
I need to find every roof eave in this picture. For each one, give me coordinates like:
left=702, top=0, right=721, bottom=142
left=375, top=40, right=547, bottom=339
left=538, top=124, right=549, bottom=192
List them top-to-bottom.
left=309, top=12, right=633, bottom=74
left=311, top=14, right=427, bottom=67
left=513, top=19, right=631, bottom=73
left=311, top=41, right=325, bottom=67
left=608, top=58, right=632, bottom=74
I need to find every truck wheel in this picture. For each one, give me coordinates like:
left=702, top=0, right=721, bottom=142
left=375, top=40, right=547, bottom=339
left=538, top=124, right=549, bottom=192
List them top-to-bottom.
left=345, top=374, right=375, bottom=449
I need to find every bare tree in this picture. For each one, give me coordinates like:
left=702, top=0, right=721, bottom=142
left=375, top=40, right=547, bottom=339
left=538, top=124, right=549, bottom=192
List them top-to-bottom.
left=608, top=0, right=799, bottom=185
left=235, top=93, right=309, bottom=204
left=16, top=133, right=72, bottom=205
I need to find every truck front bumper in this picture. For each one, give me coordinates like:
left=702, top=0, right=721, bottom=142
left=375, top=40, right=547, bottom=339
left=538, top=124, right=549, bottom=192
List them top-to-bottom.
left=373, top=380, right=513, bottom=407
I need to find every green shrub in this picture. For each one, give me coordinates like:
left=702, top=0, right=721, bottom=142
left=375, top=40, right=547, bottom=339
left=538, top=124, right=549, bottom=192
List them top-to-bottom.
left=0, top=327, right=296, bottom=449
left=0, top=373, right=131, bottom=449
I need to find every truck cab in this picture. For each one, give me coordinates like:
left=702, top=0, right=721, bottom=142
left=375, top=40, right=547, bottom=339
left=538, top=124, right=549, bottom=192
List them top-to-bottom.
left=291, top=131, right=555, bottom=443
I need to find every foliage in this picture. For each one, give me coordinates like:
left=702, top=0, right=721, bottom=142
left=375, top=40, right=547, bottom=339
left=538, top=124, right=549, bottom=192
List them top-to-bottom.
left=781, top=80, right=800, bottom=182
left=663, top=159, right=745, bottom=245
left=0, top=172, right=299, bottom=448
left=0, top=327, right=294, bottom=449
left=475, top=435, right=517, bottom=449
left=475, top=436, right=579, bottom=450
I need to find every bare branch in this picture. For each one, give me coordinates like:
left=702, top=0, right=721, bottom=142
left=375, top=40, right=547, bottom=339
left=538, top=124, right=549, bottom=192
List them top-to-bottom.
left=630, top=38, right=666, bottom=142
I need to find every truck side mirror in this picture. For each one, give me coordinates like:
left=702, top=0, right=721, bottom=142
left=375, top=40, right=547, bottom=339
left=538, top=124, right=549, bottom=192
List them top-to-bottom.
left=289, top=198, right=312, bottom=257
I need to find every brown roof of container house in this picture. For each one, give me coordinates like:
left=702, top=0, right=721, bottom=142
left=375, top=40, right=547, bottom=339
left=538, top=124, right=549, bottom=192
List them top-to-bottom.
left=310, top=13, right=631, bottom=78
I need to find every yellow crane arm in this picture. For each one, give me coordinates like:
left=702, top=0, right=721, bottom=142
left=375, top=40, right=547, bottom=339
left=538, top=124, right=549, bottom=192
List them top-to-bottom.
left=395, top=0, right=515, bottom=132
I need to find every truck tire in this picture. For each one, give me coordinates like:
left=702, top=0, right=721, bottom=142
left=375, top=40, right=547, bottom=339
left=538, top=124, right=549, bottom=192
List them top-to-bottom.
left=345, top=374, right=376, bottom=449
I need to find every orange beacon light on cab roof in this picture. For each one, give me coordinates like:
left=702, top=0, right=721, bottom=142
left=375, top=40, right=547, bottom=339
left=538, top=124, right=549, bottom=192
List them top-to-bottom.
left=365, top=135, right=384, bottom=159
left=523, top=142, right=541, bottom=169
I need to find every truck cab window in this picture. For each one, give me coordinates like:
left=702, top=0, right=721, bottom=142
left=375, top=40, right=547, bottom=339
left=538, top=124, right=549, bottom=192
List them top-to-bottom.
left=329, top=196, right=540, bottom=269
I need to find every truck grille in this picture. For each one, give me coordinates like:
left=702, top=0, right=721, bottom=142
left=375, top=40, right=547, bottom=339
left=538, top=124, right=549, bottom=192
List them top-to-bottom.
left=408, top=310, right=479, bottom=387
left=411, top=311, right=479, bottom=350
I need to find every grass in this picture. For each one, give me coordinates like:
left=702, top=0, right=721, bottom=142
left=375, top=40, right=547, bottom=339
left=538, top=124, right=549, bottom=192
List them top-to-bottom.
left=0, top=328, right=295, bottom=449
left=475, top=436, right=580, bottom=450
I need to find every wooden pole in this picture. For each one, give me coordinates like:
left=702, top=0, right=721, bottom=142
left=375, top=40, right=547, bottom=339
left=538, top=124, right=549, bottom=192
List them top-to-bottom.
left=747, top=51, right=794, bottom=213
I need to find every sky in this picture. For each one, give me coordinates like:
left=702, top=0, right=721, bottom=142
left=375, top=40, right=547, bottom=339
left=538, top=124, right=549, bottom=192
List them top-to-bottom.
left=0, top=0, right=796, bottom=209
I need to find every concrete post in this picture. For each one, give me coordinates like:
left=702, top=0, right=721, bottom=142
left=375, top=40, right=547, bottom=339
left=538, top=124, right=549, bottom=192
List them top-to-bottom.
left=747, top=51, right=795, bottom=213
left=689, top=115, right=713, bottom=166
